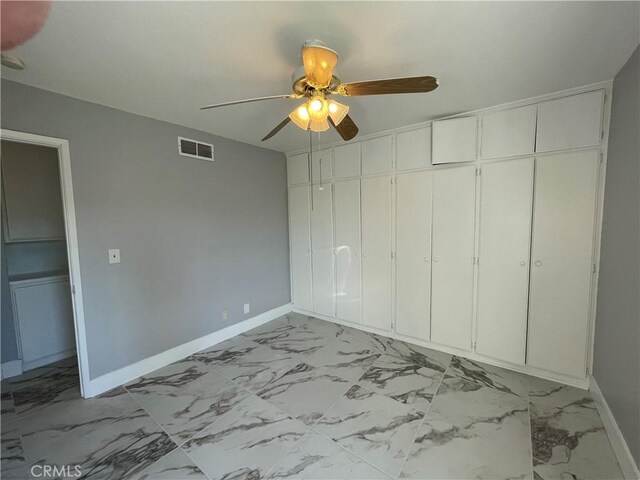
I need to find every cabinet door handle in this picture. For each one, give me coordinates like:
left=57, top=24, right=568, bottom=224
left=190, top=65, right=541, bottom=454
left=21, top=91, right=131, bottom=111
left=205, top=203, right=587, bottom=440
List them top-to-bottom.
left=355, top=253, right=360, bottom=257
left=423, top=257, right=429, bottom=262
left=433, top=257, right=439, bottom=263
left=534, top=260, right=542, bottom=267
left=519, top=261, right=526, bottom=267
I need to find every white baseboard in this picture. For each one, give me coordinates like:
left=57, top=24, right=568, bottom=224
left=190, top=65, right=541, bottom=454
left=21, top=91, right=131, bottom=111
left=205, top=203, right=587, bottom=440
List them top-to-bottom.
left=84, top=303, right=293, bottom=398
left=22, top=349, right=76, bottom=372
left=1, top=360, right=23, bottom=380
left=590, top=376, right=640, bottom=480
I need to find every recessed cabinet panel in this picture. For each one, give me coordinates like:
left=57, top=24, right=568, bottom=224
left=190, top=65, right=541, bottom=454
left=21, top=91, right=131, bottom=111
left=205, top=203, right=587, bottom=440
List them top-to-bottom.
left=536, top=90, right=604, bottom=152
left=481, top=105, right=537, bottom=159
left=432, top=116, right=478, bottom=165
left=396, top=127, right=431, bottom=171
left=361, top=136, right=393, bottom=176
left=334, top=143, right=361, bottom=179
left=311, top=148, right=332, bottom=184
left=527, top=151, right=599, bottom=378
left=287, top=153, right=310, bottom=186
left=476, top=158, right=534, bottom=364
left=430, top=166, right=476, bottom=350
left=395, top=171, right=433, bottom=341
left=361, top=176, right=392, bottom=331
left=334, top=180, right=362, bottom=324
left=288, top=186, right=313, bottom=311
left=311, top=186, right=335, bottom=317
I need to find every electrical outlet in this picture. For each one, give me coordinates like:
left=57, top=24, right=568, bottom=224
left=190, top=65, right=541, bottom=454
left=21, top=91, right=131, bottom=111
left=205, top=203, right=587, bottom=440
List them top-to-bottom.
left=108, top=249, right=121, bottom=264
left=244, top=303, right=250, bottom=315
left=222, top=310, right=228, bottom=322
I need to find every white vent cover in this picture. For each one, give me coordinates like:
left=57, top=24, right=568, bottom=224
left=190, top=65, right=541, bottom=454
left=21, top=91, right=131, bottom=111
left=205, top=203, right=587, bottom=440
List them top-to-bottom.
left=178, top=137, right=214, bottom=161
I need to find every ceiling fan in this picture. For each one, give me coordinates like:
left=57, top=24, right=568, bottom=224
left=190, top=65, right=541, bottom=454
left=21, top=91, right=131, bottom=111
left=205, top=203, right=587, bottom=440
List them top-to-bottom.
left=200, top=39, right=439, bottom=142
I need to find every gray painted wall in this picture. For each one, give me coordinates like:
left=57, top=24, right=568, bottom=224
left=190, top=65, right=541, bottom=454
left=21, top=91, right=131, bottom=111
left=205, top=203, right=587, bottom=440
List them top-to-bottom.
left=594, top=45, right=640, bottom=465
left=1, top=80, right=291, bottom=379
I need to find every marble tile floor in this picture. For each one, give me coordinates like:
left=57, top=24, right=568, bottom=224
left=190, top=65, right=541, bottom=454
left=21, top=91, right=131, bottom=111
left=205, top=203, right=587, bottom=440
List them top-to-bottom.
left=0, top=313, right=624, bottom=480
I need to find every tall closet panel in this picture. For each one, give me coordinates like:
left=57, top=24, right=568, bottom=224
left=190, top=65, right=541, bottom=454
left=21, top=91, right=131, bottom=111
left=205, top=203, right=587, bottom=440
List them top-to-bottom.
left=311, top=148, right=332, bottom=184
left=527, top=150, right=600, bottom=378
left=287, top=153, right=310, bottom=186
left=476, top=158, right=534, bottom=364
left=430, top=165, right=476, bottom=350
left=395, top=171, right=433, bottom=341
left=361, top=175, right=393, bottom=331
left=334, top=179, right=362, bottom=324
left=311, top=185, right=335, bottom=317
left=288, top=186, right=313, bottom=311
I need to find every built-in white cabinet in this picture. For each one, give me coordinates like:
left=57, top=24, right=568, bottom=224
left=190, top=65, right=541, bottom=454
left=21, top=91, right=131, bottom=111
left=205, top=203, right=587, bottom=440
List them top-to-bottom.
left=536, top=90, right=604, bottom=153
left=481, top=105, right=537, bottom=159
left=432, top=116, right=478, bottom=165
left=396, top=127, right=431, bottom=171
left=361, top=136, right=393, bottom=176
left=2, top=141, right=66, bottom=242
left=334, top=143, right=361, bottom=179
left=311, top=148, right=332, bottom=184
left=527, top=150, right=600, bottom=378
left=287, top=152, right=309, bottom=186
left=476, top=158, right=534, bottom=364
left=430, top=165, right=476, bottom=350
left=395, top=171, right=432, bottom=342
left=361, top=175, right=392, bottom=331
left=334, top=179, right=362, bottom=324
left=288, top=185, right=313, bottom=311
left=311, top=185, right=335, bottom=317
left=10, top=274, right=75, bottom=371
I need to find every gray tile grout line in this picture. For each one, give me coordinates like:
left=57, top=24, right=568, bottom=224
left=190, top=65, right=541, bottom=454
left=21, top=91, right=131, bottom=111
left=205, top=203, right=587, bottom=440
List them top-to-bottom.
left=392, top=356, right=453, bottom=480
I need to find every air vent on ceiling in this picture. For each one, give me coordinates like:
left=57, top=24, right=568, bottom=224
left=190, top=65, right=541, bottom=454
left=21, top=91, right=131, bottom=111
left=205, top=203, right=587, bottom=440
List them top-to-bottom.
left=178, top=137, right=214, bottom=162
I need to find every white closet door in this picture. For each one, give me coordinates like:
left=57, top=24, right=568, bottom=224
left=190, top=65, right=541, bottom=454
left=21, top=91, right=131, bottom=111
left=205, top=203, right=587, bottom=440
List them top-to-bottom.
left=481, top=105, right=537, bottom=159
left=432, top=116, right=478, bottom=165
left=396, top=127, right=431, bottom=171
left=361, top=136, right=392, bottom=176
left=334, top=143, right=361, bottom=179
left=527, top=151, right=599, bottom=378
left=287, top=153, right=309, bottom=186
left=476, top=158, right=534, bottom=364
left=431, top=166, right=476, bottom=350
left=395, top=171, right=433, bottom=341
left=361, top=176, right=392, bottom=331
left=334, top=179, right=362, bottom=323
left=311, top=185, right=335, bottom=317
left=289, top=186, right=313, bottom=311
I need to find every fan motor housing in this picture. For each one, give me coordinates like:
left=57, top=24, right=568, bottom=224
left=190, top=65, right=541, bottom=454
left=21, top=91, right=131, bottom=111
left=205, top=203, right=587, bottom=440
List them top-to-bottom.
left=291, top=65, right=341, bottom=96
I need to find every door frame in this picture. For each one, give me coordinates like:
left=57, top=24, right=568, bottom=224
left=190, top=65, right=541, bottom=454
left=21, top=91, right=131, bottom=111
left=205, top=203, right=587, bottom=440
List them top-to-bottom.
left=1, top=129, right=90, bottom=397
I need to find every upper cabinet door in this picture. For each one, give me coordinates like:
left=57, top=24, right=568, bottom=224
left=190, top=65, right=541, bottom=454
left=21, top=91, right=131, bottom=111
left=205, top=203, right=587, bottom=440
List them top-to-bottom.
left=536, top=90, right=604, bottom=153
left=481, top=105, right=537, bottom=159
left=432, top=116, right=478, bottom=165
left=396, top=127, right=432, bottom=171
left=361, top=136, right=393, bottom=176
left=2, top=142, right=66, bottom=242
left=334, top=143, right=361, bottom=179
left=311, top=148, right=332, bottom=184
left=527, top=150, right=600, bottom=379
left=287, top=152, right=309, bottom=185
left=476, top=158, right=534, bottom=365
left=430, top=165, right=476, bottom=351
left=395, top=171, right=433, bottom=342
left=334, top=179, right=362, bottom=324
left=311, top=185, right=335, bottom=317
left=288, top=186, right=313, bottom=311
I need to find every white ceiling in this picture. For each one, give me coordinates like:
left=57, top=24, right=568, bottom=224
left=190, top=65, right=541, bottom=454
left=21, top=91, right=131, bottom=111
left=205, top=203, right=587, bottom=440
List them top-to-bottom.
left=2, top=1, right=638, bottom=153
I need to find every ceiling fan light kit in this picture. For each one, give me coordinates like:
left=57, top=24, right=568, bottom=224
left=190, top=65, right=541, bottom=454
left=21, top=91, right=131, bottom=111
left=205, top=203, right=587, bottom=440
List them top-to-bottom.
left=201, top=39, right=439, bottom=142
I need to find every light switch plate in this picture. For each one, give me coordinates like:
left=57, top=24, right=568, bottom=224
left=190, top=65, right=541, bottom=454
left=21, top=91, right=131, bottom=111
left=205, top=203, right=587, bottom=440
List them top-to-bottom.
left=108, top=249, right=121, bottom=264
left=244, top=303, right=250, bottom=314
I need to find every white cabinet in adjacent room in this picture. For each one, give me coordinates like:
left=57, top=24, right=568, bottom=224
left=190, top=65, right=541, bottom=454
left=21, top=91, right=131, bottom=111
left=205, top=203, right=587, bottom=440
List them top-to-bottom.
left=536, top=90, right=604, bottom=153
left=481, top=105, right=537, bottom=159
left=432, top=116, right=478, bottom=165
left=396, top=127, right=431, bottom=171
left=361, top=136, right=393, bottom=176
left=334, top=143, right=361, bottom=179
left=311, top=148, right=332, bottom=184
left=527, top=150, right=600, bottom=379
left=287, top=153, right=309, bottom=186
left=476, top=158, right=534, bottom=364
left=430, top=165, right=476, bottom=350
left=395, top=171, right=433, bottom=342
left=361, top=175, right=392, bottom=331
left=334, top=179, right=362, bottom=324
left=311, top=185, right=335, bottom=317
left=288, top=186, right=313, bottom=311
